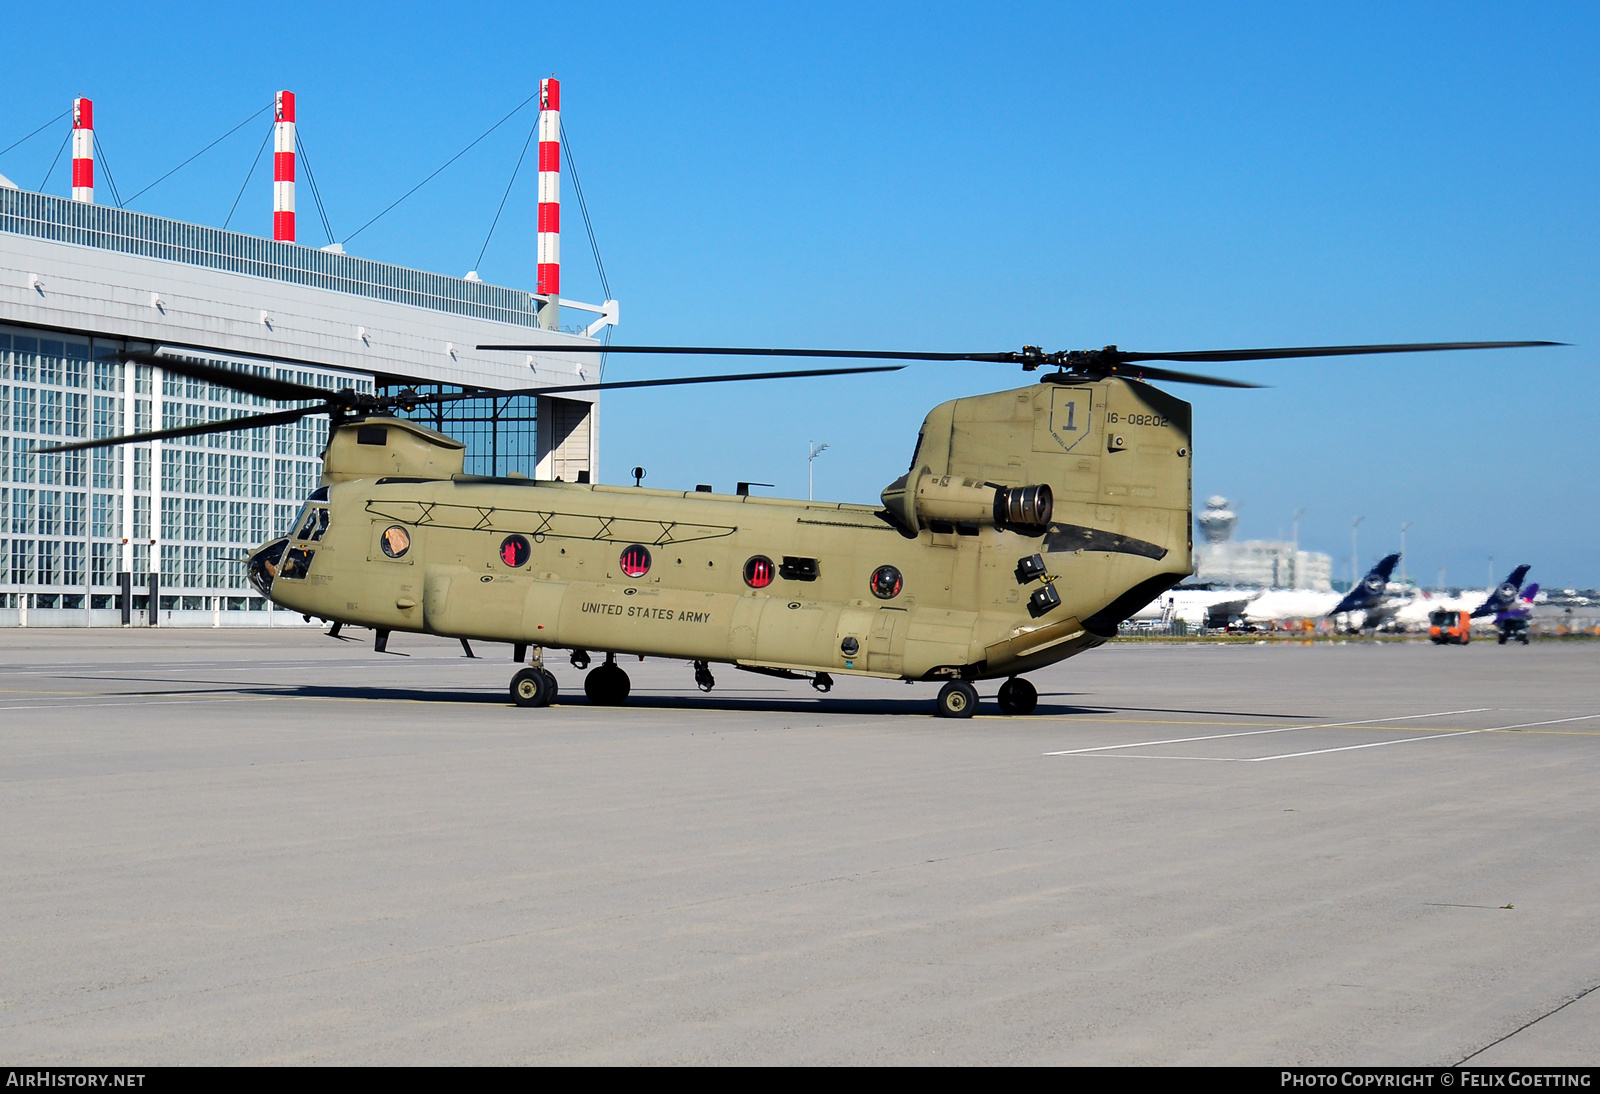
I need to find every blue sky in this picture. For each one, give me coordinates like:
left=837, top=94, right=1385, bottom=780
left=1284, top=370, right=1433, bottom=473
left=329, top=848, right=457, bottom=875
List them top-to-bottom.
left=3, top=2, right=1596, bottom=586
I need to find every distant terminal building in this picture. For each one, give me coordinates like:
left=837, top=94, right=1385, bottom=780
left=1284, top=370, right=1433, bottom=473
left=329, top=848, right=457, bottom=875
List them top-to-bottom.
left=1, top=84, right=615, bottom=627
left=1192, top=496, right=1332, bottom=590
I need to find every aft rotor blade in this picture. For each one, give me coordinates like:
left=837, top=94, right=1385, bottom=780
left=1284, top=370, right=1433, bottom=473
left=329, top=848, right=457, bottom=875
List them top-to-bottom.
left=481, top=340, right=1564, bottom=367
left=1118, top=341, right=1564, bottom=364
left=478, top=344, right=1259, bottom=387
left=479, top=344, right=1019, bottom=362
left=124, top=351, right=332, bottom=403
left=1101, top=362, right=1264, bottom=388
left=401, top=364, right=904, bottom=409
left=28, top=405, right=319, bottom=454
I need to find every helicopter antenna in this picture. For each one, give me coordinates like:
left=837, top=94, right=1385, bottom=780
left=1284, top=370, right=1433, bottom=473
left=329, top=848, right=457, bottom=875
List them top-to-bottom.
left=807, top=441, right=829, bottom=501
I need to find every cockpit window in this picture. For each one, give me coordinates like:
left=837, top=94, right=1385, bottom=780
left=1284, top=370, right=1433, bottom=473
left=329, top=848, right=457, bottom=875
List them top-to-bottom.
left=293, top=506, right=330, bottom=543
left=279, top=547, right=315, bottom=580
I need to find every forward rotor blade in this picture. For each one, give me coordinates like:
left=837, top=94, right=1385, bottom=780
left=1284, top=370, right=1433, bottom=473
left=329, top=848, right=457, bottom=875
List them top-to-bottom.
left=1118, top=341, right=1564, bottom=364
left=479, top=344, right=1019, bottom=363
left=124, top=351, right=333, bottom=403
left=1101, top=363, right=1264, bottom=388
left=399, top=364, right=905, bottom=409
left=28, top=405, right=319, bottom=454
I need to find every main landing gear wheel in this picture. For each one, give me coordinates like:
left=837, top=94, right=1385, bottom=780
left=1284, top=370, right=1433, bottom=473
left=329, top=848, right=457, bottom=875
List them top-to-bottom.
left=585, top=662, right=631, bottom=706
left=511, top=667, right=557, bottom=708
left=997, top=676, right=1038, bottom=715
left=935, top=680, right=979, bottom=719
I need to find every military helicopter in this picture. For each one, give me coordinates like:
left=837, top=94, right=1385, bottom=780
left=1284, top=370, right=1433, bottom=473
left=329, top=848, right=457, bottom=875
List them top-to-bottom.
left=37, top=339, right=1554, bottom=718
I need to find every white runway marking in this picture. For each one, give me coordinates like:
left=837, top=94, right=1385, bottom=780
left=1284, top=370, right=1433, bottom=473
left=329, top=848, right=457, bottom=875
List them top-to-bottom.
left=1042, top=708, right=1489, bottom=756
left=1050, top=711, right=1600, bottom=763
left=1247, top=712, right=1600, bottom=761
left=1246, top=730, right=1487, bottom=761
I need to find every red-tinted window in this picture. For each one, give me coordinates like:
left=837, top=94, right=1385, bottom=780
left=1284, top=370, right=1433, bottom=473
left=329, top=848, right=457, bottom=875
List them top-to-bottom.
left=501, top=535, right=531, bottom=568
left=620, top=544, right=651, bottom=578
left=744, top=555, right=775, bottom=589
left=870, top=565, right=903, bottom=600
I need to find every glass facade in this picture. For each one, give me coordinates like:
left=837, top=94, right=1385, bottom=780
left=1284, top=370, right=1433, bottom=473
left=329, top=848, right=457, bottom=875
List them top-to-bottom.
left=0, top=324, right=371, bottom=618
left=380, top=384, right=539, bottom=478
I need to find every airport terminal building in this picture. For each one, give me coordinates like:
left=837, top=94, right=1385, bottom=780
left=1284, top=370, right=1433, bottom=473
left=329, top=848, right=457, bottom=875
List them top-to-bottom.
left=0, top=184, right=606, bottom=627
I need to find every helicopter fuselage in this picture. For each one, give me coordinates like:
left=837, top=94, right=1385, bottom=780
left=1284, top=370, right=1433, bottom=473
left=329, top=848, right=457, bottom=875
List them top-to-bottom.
left=254, top=376, right=1194, bottom=683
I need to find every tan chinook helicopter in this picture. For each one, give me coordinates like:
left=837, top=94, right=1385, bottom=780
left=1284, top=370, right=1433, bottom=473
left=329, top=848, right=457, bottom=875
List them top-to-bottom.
left=41, top=339, right=1553, bottom=717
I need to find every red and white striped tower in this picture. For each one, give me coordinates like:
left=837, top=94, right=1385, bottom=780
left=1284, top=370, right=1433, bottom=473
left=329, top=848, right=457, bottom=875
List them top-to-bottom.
left=536, top=78, right=560, bottom=325
left=273, top=91, right=296, bottom=242
left=71, top=97, right=94, bottom=203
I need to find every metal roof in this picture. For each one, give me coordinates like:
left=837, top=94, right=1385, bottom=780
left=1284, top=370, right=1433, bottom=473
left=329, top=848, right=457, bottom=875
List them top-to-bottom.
left=0, top=188, right=543, bottom=328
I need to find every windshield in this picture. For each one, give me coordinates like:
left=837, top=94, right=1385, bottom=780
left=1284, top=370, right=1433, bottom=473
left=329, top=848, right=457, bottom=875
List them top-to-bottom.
left=292, top=504, right=330, bottom=543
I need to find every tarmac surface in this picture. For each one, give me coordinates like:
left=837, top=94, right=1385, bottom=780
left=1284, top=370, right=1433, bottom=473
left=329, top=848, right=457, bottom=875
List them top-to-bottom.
left=0, top=628, right=1596, bottom=1065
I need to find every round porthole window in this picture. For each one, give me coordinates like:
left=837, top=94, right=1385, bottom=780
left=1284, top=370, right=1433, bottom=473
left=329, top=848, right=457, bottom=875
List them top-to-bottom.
left=381, top=526, right=411, bottom=558
left=500, top=534, right=531, bottom=568
left=620, top=544, right=652, bottom=578
left=744, top=555, right=775, bottom=589
left=870, top=564, right=903, bottom=600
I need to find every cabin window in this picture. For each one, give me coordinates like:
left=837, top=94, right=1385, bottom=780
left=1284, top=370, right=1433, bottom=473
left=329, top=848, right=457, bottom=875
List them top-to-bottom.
left=381, top=526, right=411, bottom=558
left=500, top=535, right=531, bottom=568
left=620, top=544, right=651, bottom=578
left=744, top=555, right=775, bottom=589
left=779, top=556, right=819, bottom=581
left=870, top=565, right=903, bottom=600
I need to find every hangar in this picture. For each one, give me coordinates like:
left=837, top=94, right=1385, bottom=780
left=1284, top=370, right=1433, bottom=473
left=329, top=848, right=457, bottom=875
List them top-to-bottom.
left=0, top=85, right=613, bottom=626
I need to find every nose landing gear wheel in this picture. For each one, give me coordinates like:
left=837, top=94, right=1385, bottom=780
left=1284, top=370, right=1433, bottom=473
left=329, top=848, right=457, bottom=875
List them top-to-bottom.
left=585, top=662, right=632, bottom=706
left=511, top=667, right=556, bottom=708
left=997, top=676, right=1038, bottom=715
left=935, top=680, right=979, bottom=718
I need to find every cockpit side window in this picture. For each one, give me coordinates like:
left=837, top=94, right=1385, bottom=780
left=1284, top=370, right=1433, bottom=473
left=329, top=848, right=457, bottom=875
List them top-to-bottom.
left=295, top=508, right=320, bottom=541
left=310, top=508, right=330, bottom=542
left=279, top=547, right=315, bottom=580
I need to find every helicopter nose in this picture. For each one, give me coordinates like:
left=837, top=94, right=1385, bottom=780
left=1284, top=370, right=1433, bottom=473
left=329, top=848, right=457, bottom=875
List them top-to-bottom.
left=247, top=537, right=289, bottom=599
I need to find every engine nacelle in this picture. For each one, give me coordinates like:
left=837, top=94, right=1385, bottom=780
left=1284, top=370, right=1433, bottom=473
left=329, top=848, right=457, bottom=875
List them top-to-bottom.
left=881, top=470, right=1052, bottom=535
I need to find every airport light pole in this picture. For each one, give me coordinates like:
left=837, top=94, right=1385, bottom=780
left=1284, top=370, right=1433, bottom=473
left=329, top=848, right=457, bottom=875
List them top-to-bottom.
left=808, top=441, right=829, bottom=501
left=1292, top=508, right=1305, bottom=589
left=1351, top=515, right=1365, bottom=589
left=1400, top=521, right=1413, bottom=585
